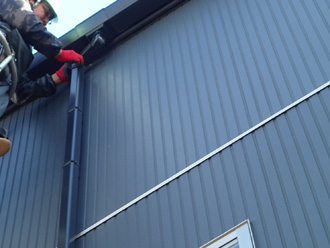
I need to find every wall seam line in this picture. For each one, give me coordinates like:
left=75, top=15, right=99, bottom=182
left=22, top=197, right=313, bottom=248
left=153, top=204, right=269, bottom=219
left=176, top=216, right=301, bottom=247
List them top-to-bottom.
left=70, top=81, right=330, bottom=243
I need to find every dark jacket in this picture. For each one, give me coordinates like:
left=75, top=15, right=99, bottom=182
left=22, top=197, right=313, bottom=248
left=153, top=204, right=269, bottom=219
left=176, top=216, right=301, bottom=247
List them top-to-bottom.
left=0, top=0, right=61, bottom=104
left=0, top=0, right=62, bottom=58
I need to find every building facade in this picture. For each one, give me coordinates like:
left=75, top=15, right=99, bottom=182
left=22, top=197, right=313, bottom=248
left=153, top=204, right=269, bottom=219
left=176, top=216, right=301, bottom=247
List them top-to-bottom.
left=1, top=0, right=330, bottom=247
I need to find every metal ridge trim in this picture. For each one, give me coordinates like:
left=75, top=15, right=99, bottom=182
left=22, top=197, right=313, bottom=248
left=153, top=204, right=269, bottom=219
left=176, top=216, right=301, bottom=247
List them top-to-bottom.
left=70, top=81, right=330, bottom=243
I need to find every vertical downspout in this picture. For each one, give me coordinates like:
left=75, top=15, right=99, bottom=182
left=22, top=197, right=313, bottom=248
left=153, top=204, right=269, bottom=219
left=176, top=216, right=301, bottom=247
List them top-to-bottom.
left=57, top=67, right=84, bottom=248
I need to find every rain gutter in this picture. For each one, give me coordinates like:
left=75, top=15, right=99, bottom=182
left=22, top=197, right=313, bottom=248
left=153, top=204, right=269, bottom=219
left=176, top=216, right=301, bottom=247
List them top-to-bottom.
left=56, top=67, right=84, bottom=248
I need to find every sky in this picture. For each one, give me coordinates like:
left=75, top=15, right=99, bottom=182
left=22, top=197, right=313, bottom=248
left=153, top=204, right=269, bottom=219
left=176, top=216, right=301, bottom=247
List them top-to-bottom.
left=46, top=0, right=117, bottom=38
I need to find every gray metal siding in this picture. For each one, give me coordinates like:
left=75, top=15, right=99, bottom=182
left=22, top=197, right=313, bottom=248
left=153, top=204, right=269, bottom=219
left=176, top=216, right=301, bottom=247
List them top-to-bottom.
left=75, top=0, right=330, bottom=246
left=0, top=85, right=69, bottom=248
left=76, top=88, right=330, bottom=247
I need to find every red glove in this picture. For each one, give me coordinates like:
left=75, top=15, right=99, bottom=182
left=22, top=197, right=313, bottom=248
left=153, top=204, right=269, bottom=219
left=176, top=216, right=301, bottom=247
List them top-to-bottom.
left=56, top=49, right=84, bottom=65
left=55, top=63, right=72, bottom=82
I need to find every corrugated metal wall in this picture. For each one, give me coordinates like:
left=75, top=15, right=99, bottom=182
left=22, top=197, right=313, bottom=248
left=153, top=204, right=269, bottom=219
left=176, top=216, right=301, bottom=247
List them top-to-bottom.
left=75, top=0, right=330, bottom=247
left=0, top=85, right=69, bottom=248
left=76, top=88, right=330, bottom=248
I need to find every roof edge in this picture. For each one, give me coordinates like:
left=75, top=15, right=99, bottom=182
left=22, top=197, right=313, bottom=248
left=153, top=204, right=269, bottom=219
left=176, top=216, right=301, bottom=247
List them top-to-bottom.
left=27, top=0, right=189, bottom=78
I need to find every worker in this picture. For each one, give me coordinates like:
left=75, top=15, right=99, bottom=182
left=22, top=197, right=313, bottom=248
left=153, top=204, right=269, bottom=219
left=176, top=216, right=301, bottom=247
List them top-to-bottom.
left=0, top=0, right=84, bottom=156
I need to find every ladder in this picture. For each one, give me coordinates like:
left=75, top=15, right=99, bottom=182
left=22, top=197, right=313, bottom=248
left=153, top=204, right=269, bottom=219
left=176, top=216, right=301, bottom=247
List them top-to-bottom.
left=0, top=30, right=17, bottom=98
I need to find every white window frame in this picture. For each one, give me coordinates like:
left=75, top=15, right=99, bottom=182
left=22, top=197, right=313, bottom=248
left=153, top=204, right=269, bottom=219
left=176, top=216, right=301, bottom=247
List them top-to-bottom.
left=200, top=220, right=256, bottom=248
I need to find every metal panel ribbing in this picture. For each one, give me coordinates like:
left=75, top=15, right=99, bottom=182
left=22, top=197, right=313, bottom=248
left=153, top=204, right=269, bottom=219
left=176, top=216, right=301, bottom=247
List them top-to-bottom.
left=75, top=0, right=330, bottom=246
left=72, top=81, right=330, bottom=243
left=0, top=86, right=69, bottom=248
left=75, top=86, right=330, bottom=247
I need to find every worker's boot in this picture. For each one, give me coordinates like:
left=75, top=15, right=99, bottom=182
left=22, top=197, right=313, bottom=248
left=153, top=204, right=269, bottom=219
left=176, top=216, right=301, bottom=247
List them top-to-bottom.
left=0, top=128, right=10, bottom=156
left=0, top=137, right=10, bottom=156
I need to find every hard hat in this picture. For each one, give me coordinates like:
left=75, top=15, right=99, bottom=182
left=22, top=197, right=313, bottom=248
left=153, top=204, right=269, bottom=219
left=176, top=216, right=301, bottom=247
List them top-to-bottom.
left=36, top=0, right=61, bottom=22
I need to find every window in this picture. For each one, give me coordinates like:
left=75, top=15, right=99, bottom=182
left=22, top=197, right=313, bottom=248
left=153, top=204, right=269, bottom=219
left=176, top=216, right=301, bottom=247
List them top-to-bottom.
left=200, top=220, right=255, bottom=248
